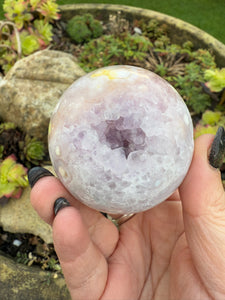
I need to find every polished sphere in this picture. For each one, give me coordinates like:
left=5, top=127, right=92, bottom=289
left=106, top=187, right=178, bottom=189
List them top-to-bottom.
left=48, top=66, right=194, bottom=214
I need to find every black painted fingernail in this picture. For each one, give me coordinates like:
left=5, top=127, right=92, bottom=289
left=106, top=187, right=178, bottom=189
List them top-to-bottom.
left=209, top=126, right=225, bottom=169
left=28, top=166, right=54, bottom=188
left=54, top=197, right=71, bottom=216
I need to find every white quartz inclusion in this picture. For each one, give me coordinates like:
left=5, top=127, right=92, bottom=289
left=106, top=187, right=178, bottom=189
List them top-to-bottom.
left=48, top=65, right=194, bottom=214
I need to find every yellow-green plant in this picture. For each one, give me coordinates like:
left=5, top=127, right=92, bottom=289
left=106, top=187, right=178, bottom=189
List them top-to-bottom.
left=0, top=0, right=60, bottom=74
left=3, top=0, right=60, bottom=28
left=204, top=68, right=225, bottom=106
left=205, top=68, right=225, bottom=92
left=194, top=110, right=225, bottom=139
left=0, top=155, right=28, bottom=202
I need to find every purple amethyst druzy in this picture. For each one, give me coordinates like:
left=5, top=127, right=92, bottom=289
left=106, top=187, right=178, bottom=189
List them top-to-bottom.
left=48, top=66, right=194, bottom=214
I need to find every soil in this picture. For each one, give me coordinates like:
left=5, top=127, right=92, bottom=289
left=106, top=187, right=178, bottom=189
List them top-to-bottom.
left=0, top=227, right=60, bottom=272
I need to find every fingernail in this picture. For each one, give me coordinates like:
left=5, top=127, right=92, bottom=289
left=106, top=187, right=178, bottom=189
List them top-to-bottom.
left=209, top=126, right=225, bottom=169
left=28, top=166, right=54, bottom=188
left=54, top=197, right=71, bottom=216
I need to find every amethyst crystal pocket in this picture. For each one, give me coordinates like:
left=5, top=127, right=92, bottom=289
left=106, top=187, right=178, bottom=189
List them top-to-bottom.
left=48, top=66, right=194, bottom=214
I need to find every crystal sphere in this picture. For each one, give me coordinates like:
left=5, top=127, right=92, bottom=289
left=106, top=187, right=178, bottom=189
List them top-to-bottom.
left=48, top=66, right=194, bottom=214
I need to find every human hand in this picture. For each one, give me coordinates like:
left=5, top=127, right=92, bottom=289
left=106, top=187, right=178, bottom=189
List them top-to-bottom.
left=29, top=132, right=225, bottom=300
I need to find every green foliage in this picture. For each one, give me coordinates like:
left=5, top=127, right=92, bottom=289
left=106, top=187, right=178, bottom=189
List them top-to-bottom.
left=0, top=0, right=60, bottom=75
left=3, top=0, right=33, bottom=30
left=3, top=0, right=60, bottom=26
left=36, top=0, right=61, bottom=22
left=66, top=14, right=103, bottom=44
left=33, top=19, right=53, bottom=43
left=140, top=19, right=167, bottom=40
left=77, top=20, right=216, bottom=115
left=0, top=21, right=21, bottom=72
left=19, top=30, right=40, bottom=55
left=79, top=33, right=152, bottom=72
left=182, top=41, right=194, bottom=51
left=191, top=49, right=216, bottom=69
left=0, top=51, right=18, bottom=73
left=173, top=51, right=222, bottom=114
left=172, top=55, right=215, bottom=114
left=155, top=63, right=168, bottom=77
left=204, top=68, right=225, bottom=92
left=194, top=110, right=225, bottom=139
left=202, top=110, right=222, bottom=125
left=0, top=121, right=46, bottom=168
left=0, top=122, right=15, bottom=133
left=194, top=124, right=218, bottom=138
left=22, top=136, right=45, bottom=166
left=0, top=146, right=4, bottom=159
left=0, top=155, right=28, bottom=200
left=16, top=244, right=61, bottom=272
left=16, top=252, right=31, bottom=265
left=44, top=257, right=61, bottom=271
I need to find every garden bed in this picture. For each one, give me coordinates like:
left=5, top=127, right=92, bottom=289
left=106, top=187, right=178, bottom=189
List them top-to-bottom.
left=0, top=0, right=225, bottom=276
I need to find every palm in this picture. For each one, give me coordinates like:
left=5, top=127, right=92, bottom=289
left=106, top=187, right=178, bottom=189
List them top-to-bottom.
left=31, top=135, right=225, bottom=300
left=94, top=200, right=211, bottom=300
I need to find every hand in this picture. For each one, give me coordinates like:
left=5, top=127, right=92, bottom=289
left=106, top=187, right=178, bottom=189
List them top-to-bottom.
left=29, top=134, right=225, bottom=300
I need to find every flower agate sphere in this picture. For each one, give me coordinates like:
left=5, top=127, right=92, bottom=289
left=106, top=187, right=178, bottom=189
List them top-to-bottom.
left=48, top=66, right=194, bottom=214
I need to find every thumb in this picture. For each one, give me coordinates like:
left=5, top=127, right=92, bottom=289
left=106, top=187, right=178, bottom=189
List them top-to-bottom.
left=179, top=133, right=225, bottom=298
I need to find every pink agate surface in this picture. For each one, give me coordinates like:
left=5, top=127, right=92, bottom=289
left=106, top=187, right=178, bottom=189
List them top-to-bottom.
left=48, top=65, right=194, bottom=214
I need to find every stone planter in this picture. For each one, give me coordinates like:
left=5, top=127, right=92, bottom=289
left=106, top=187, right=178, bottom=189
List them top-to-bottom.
left=60, top=3, right=225, bottom=68
left=0, top=4, right=224, bottom=299
left=0, top=167, right=71, bottom=300
left=0, top=254, right=71, bottom=300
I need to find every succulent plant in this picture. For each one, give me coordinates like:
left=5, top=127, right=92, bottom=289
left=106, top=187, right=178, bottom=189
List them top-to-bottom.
left=1, top=0, right=60, bottom=74
left=3, top=0, right=33, bottom=30
left=36, top=0, right=60, bottom=22
left=66, top=14, right=103, bottom=44
left=33, top=19, right=53, bottom=44
left=19, top=30, right=40, bottom=55
left=204, top=68, right=225, bottom=92
left=194, top=110, right=225, bottom=139
left=201, top=110, right=222, bottom=125
left=0, top=121, right=46, bottom=168
left=0, top=122, right=23, bottom=160
left=0, top=122, right=16, bottom=133
left=194, top=124, right=218, bottom=139
left=22, top=135, right=45, bottom=166
left=0, top=155, right=28, bottom=203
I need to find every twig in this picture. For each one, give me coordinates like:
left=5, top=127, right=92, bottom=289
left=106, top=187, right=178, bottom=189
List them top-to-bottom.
left=0, top=21, right=22, bottom=58
left=219, top=89, right=225, bottom=106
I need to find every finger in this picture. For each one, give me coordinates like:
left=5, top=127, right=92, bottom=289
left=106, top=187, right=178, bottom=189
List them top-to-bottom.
left=179, top=134, right=225, bottom=298
left=180, top=134, right=224, bottom=216
left=29, top=167, right=119, bottom=257
left=30, top=173, right=76, bottom=225
left=166, top=189, right=180, bottom=201
left=53, top=205, right=108, bottom=300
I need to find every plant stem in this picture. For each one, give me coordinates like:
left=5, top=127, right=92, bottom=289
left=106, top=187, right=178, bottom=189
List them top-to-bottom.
left=0, top=21, right=22, bottom=58
left=219, top=89, right=225, bottom=106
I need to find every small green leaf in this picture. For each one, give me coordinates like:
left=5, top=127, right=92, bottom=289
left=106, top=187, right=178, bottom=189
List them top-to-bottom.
left=20, top=31, right=40, bottom=55
left=204, top=68, right=225, bottom=92
left=202, top=110, right=222, bottom=126
left=0, top=155, right=28, bottom=199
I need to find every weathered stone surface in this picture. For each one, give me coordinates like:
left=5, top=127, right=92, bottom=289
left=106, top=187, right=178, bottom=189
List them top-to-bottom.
left=0, top=50, right=86, bottom=143
left=0, top=166, right=54, bottom=244
left=0, top=166, right=69, bottom=299
left=0, top=254, right=71, bottom=300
